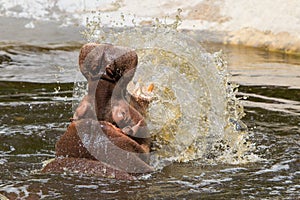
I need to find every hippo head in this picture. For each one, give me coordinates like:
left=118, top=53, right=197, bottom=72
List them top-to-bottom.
left=79, top=43, right=138, bottom=85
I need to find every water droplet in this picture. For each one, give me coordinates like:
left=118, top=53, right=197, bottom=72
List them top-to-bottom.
left=10, top=146, right=15, bottom=152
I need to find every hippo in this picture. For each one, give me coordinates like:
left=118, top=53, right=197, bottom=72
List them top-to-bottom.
left=42, top=43, right=154, bottom=179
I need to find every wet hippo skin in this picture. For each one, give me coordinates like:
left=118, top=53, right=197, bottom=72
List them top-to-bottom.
left=42, top=43, right=153, bottom=179
left=42, top=157, right=135, bottom=180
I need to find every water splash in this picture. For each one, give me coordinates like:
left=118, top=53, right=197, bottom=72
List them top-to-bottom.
left=73, top=13, right=257, bottom=169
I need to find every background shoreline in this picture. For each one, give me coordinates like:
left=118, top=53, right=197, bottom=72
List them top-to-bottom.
left=1, top=0, right=300, bottom=55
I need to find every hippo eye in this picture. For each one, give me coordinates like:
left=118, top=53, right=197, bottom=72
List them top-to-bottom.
left=114, top=68, right=123, bottom=80
left=116, top=68, right=121, bottom=75
left=117, top=112, right=123, bottom=118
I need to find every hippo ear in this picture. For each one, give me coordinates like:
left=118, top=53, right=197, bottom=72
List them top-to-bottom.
left=105, top=65, right=115, bottom=78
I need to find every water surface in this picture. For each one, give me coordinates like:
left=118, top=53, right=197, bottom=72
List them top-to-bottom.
left=0, top=39, right=299, bottom=199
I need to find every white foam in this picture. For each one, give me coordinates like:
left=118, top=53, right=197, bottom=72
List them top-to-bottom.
left=255, top=163, right=290, bottom=175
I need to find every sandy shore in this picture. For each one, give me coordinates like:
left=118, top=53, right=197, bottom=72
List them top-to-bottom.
left=0, top=0, right=300, bottom=54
